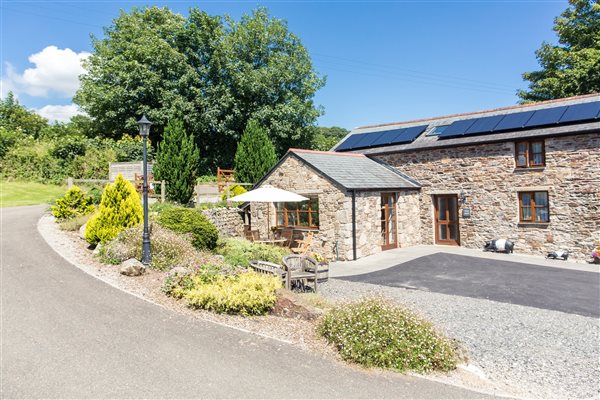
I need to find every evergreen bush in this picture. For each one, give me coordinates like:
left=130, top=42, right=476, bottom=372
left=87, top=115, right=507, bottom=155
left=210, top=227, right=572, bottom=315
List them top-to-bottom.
left=153, top=119, right=199, bottom=204
left=233, top=120, right=278, bottom=185
left=85, top=174, right=143, bottom=245
left=220, top=184, right=247, bottom=201
left=51, top=185, right=96, bottom=221
left=156, top=207, right=218, bottom=250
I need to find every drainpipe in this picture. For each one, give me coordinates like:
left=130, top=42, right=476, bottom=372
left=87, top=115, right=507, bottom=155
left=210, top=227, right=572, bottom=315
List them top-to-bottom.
left=352, top=190, right=357, bottom=261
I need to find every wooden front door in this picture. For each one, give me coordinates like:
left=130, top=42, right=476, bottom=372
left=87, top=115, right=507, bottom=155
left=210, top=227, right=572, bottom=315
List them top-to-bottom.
left=381, top=193, right=398, bottom=250
left=434, top=195, right=460, bottom=246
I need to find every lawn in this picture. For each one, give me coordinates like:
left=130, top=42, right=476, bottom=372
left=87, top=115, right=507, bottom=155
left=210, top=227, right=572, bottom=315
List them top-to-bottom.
left=0, top=181, right=66, bottom=208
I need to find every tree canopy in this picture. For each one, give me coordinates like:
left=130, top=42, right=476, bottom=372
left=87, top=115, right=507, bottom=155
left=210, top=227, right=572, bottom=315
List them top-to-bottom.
left=518, top=0, right=600, bottom=102
left=74, top=6, right=325, bottom=173
left=311, top=126, right=349, bottom=151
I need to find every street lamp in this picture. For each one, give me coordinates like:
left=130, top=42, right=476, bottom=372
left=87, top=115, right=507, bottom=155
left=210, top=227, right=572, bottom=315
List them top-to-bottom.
left=137, top=115, right=152, bottom=267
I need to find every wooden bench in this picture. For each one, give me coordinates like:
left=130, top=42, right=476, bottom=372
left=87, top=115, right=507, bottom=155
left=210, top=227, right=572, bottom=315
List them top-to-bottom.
left=249, top=260, right=287, bottom=287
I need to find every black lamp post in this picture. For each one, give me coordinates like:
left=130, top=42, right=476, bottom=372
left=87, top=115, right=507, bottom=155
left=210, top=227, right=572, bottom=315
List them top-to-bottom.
left=137, top=115, right=152, bottom=267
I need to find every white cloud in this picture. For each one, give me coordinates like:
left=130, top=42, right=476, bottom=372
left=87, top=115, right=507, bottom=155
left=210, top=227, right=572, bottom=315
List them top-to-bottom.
left=4, top=46, right=90, bottom=98
left=35, top=104, right=84, bottom=123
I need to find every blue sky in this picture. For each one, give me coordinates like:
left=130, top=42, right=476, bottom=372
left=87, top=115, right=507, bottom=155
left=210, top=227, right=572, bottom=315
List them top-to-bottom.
left=1, top=0, right=567, bottom=129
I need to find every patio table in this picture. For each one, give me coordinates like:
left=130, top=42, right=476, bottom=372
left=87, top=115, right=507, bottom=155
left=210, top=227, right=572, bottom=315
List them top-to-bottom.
left=255, top=239, right=288, bottom=246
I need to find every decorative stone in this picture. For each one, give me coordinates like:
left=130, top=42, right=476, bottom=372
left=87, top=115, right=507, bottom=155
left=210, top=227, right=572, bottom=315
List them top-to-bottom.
left=79, top=223, right=87, bottom=240
left=92, top=243, right=102, bottom=255
left=214, top=255, right=225, bottom=262
left=120, top=258, right=144, bottom=276
left=168, top=266, right=189, bottom=276
left=271, top=289, right=322, bottom=320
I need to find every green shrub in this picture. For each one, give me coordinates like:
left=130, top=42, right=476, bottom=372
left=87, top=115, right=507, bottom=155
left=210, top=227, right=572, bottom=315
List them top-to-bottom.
left=233, top=119, right=278, bottom=185
left=0, top=138, right=63, bottom=183
left=85, top=174, right=143, bottom=245
left=196, top=175, right=217, bottom=183
left=220, top=184, right=247, bottom=201
left=51, top=185, right=96, bottom=221
left=156, top=207, right=218, bottom=250
left=59, top=213, right=92, bottom=231
left=100, top=224, right=213, bottom=271
left=216, top=238, right=290, bottom=266
left=181, top=272, right=281, bottom=316
left=318, top=298, right=458, bottom=373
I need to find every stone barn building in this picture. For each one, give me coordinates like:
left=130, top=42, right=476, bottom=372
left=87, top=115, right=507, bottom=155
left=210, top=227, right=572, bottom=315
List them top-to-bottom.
left=251, top=94, right=600, bottom=262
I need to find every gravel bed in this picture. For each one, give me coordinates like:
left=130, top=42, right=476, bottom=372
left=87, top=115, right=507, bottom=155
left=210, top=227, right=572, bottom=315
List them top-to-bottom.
left=319, top=279, right=600, bottom=399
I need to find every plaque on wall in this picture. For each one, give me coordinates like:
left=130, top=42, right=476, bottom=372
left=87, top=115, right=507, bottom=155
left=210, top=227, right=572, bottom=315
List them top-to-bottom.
left=462, top=208, right=471, bottom=218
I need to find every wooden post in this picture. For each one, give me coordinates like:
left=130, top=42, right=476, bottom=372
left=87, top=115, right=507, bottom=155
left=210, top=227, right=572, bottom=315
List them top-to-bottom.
left=67, top=177, right=73, bottom=189
left=161, top=180, right=166, bottom=203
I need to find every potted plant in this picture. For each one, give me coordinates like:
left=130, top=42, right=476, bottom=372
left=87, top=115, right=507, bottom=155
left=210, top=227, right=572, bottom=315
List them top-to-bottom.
left=592, top=247, right=600, bottom=264
left=311, top=252, right=330, bottom=283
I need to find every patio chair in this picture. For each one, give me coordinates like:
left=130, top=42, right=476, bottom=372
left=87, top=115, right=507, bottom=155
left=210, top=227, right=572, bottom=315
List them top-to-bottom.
left=277, top=228, right=294, bottom=247
left=244, top=229, right=261, bottom=242
left=291, top=232, right=314, bottom=254
left=282, top=254, right=319, bottom=293
left=249, top=260, right=287, bottom=287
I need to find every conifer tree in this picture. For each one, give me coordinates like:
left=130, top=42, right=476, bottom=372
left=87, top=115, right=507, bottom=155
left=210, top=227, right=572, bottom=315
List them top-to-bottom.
left=153, top=119, right=200, bottom=204
left=234, top=120, right=278, bottom=185
left=85, top=174, right=143, bottom=245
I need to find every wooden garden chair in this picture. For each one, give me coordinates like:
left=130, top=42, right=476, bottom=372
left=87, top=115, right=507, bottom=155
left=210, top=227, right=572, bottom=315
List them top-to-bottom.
left=291, top=231, right=314, bottom=254
left=282, top=255, right=319, bottom=293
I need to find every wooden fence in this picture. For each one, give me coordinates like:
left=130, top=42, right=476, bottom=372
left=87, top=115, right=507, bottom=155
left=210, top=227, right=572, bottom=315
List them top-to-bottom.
left=67, top=177, right=166, bottom=203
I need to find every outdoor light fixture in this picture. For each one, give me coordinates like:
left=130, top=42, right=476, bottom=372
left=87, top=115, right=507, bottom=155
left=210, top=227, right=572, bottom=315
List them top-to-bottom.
left=137, top=115, right=152, bottom=266
left=459, top=189, right=467, bottom=205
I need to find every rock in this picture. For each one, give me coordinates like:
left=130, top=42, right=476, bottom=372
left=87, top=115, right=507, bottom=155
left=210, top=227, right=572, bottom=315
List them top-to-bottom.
left=79, top=223, right=87, bottom=239
left=92, top=243, right=102, bottom=255
left=214, top=255, right=225, bottom=262
left=120, top=258, right=145, bottom=276
left=169, top=266, right=189, bottom=276
left=271, top=289, right=322, bottom=320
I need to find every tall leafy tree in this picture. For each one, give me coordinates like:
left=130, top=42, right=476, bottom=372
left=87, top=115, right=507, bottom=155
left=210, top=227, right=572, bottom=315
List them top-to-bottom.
left=518, top=0, right=600, bottom=102
left=74, top=6, right=325, bottom=172
left=0, top=92, right=48, bottom=137
left=153, top=119, right=200, bottom=204
left=234, top=120, right=277, bottom=184
left=311, top=126, right=349, bottom=151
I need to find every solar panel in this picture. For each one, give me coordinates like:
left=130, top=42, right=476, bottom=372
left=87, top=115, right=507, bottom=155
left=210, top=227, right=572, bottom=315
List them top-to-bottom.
left=559, top=101, right=600, bottom=123
left=525, top=106, right=568, bottom=128
left=494, top=110, right=535, bottom=131
left=465, top=115, right=504, bottom=135
left=438, top=119, right=478, bottom=138
left=394, top=125, right=428, bottom=143
left=369, top=128, right=406, bottom=147
left=352, top=131, right=382, bottom=148
left=335, top=134, right=363, bottom=151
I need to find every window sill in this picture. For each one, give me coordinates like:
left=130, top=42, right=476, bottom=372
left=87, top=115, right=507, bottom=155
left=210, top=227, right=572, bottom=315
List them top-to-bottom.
left=513, top=167, right=545, bottom=173
left=518, top=222, right=549, bottom=228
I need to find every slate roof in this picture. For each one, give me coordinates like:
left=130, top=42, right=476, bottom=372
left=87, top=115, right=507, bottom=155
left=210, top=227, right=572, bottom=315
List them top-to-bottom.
left=334, top=93, right=600, bottom=155
left=258, top=149, right=420, bottom=191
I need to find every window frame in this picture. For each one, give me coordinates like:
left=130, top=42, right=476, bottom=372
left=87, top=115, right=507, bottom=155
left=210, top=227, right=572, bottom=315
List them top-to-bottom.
left=515, top=140, right=545, bottom=168
left=518, top=191, right=550, bottom=224
left=275, top=196, right=319, bottom=229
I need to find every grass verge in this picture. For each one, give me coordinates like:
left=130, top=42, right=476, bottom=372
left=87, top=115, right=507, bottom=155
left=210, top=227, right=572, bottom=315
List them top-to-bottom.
left=0, top=181, right=66, bottom=208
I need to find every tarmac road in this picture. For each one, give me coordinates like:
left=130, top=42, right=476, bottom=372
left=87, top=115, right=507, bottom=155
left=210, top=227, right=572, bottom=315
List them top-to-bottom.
left=0, top=206, right=493, bottom=399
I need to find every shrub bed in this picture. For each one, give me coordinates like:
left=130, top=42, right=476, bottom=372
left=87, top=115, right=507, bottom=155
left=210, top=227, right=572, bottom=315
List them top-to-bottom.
left=156, top=207, right=218, bottom=250
left=100, top=224, right=212, bottom=271
left=216, top=238, right=290, bottom=266
left=174, top=271, right=281, bottom=316
left=318, top=298, right=459, bottom=373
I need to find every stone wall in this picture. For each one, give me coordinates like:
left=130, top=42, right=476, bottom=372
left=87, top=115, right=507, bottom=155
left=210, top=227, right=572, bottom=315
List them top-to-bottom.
left=377, top=133, right=600, bottom=261
left=253, top=155, right=353, bottom=260
left=396, top=190, right=422, bottom=247
left=201, top=207, right=245, bottom=238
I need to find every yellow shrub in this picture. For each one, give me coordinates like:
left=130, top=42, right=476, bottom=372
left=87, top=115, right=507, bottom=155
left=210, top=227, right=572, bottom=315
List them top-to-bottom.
left=85, top=174, right=143, bottom=245
left=183, top=272, right=280, bottom=316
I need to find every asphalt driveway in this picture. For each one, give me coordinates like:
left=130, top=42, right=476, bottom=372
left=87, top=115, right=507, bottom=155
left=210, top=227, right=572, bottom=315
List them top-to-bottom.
left=1, top=206, right=489, bottom=399
left=340, top=253, right=600, bottom=317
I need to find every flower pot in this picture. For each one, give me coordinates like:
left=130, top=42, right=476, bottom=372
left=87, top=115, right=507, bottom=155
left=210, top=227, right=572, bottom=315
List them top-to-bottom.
left=593, top=257, right=600, bottom=265
left=317, top=262, right=329, bottom=283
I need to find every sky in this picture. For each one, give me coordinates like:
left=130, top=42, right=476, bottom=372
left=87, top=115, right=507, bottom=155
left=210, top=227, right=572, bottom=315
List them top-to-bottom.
left=0, top=0, right=568, bottom=129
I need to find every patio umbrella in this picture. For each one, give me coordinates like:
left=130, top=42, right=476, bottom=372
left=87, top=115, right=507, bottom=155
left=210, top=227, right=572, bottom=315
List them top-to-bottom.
left=229, top=186, right=308, bottom=236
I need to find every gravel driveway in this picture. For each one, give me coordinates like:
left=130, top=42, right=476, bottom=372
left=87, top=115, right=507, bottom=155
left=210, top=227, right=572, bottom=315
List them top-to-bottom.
left=320, top=279, right=600, bottom=399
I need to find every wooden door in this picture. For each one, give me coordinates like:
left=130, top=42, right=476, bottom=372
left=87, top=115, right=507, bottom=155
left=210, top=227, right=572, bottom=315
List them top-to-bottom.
left=381, top=193, right=398, bottom=250
left=434, top=195, right=460, bottom=245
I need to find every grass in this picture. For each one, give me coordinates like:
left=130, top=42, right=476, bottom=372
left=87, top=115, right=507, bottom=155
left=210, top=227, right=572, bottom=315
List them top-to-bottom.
left=0, top=181, right=66, bottom=208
